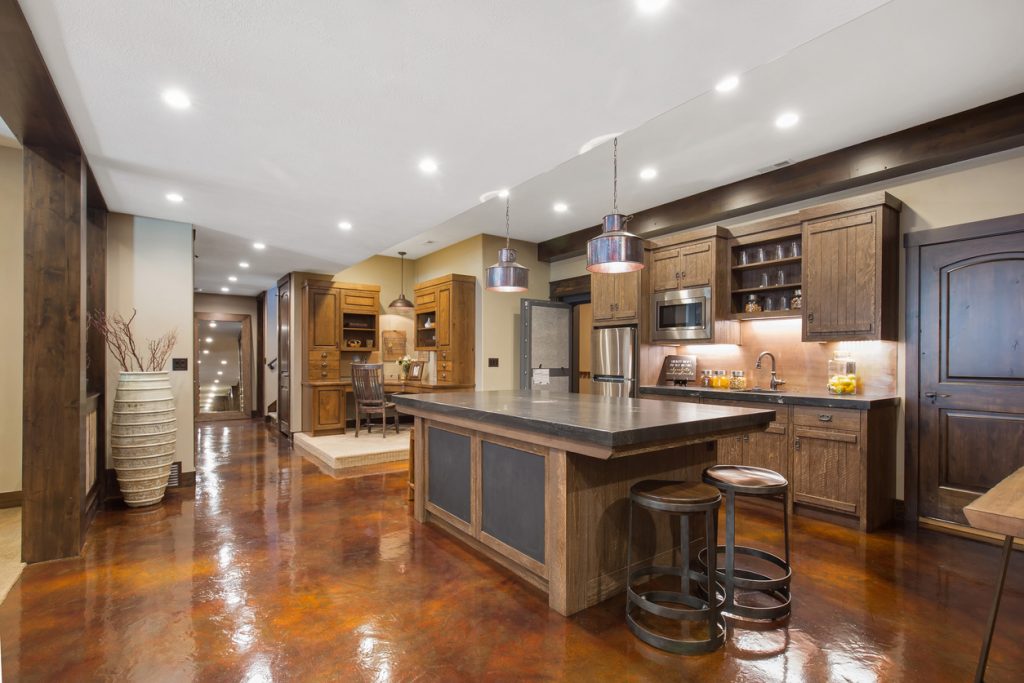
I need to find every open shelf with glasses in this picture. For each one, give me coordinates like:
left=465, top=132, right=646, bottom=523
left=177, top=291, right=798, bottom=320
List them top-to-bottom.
left=729, top=229, right=803, bottom=319
left=415, top=311, right=437, bottom=350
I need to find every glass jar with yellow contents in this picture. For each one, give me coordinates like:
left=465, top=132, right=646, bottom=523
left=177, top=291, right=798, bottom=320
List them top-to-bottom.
left=827, top=353, right=858, bottom=394
left=729, top=370, right=747, bottom=390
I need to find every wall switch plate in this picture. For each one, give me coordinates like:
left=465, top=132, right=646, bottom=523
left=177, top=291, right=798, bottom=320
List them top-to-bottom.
left=172, top=358, right=188, bottom=371
left=488, top=358, right=499, bottom=367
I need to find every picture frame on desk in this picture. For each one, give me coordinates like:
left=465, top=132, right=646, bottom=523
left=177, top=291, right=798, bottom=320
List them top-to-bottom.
left=408, top=361, right=425, bottom=381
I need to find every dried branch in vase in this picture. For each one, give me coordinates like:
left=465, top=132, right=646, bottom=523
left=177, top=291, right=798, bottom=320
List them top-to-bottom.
left=89, top=309, right=178, bottom=372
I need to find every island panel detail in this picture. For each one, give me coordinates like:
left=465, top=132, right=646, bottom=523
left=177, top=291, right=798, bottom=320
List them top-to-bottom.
left=427, top=427, right=472, bottom=524
left=481, top=441, right=546, bottom=564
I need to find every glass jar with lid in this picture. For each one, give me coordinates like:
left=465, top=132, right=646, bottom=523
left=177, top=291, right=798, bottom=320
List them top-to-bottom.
left=791, top=289, right=802, bottom=309
left=744, top=295, right=762, bottom=313
left=827, top=352, right=858, bottom=394
left=700, top=370, right=712, bottom=388
left=712, top=370, right=729, bottom=389
left=729, top=370, right=747, bottom=390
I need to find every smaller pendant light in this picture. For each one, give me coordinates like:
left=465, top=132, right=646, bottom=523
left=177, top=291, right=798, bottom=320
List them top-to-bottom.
left=586, top=137, right=645, bottom=273
left=486, top=193, right=529, bottom=292
left=388, top=251, right=414, bottom=310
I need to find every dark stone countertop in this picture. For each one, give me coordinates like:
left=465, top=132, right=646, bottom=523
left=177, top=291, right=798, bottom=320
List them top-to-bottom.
left=639, top=385, right=901, bottom=409
left=392, top=390, right=774, bottom=449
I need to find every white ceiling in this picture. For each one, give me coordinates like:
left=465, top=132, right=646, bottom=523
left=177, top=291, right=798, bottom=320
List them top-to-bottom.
left=17, top=0, right=1024, bottom=296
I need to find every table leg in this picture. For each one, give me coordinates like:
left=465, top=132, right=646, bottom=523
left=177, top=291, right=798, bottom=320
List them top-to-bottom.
left=975, top=535, right=1014, bottom=683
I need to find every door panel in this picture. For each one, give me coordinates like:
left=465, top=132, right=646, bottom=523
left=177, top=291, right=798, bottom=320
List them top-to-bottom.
left=803, top=210, right=877, bottom=338
left=918, top=229, right=1024, bottom=524
left=678, top=240, right=712, bottom=288
left=652, top=249, right=680, bottom=292
left=615, top=270, right=641, bottom=320
left=591, top=272, right=617, bottom=321
left=278, top=278, right=292, bottom=435
left=437, top=286, right=451, bottom=347
left=308, top=288, right=339, bottom=350
left=520, top=300, right=571, bottom=392
left=577, top=303, right=594, bottom=394
left=747, top=425, right=789, bottom=480
left=793, top=427, right=860, bottom=514
left=717, top=435, right=745, bottom=467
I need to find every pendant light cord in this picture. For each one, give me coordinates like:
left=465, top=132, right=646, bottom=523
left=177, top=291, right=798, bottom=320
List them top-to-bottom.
left=612, top=136, right=618, bottom=214
left=505, top=195, right=511, bottom=249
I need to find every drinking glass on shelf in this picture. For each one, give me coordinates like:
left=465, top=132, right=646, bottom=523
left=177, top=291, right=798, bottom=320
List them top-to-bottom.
left=789, top=241, right=801, bottom=258
left=773, top=244, right=785, bottom=261
left=752, top=247, right=765, bottom=263
left=737, top=250, right=749, bottom=266
left=776, top=269, right=786, bottom=286
left=759, top=272, right=769, bottom=288
left=780, top=294, right=790, bottom=310
left=763, top=295, right=776, bottom=311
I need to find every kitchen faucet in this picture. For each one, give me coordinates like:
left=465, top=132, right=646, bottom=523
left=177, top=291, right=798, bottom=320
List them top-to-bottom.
left=755, top=351, right=786, bottom=392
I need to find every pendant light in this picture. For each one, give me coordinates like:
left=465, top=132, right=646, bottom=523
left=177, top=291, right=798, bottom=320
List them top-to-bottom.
left=586, top=137, right=645, bottom=273
left=486, top=193, right=529, bottom=292
left=388, top=251, right=414, bottom=310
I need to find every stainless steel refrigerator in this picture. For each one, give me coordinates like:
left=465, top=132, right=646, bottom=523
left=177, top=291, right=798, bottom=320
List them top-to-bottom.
left=591, top=326, right=637, bottom=398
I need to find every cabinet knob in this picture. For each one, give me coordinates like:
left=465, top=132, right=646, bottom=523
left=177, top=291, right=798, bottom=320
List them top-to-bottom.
left=680, top=271, right=686, bottom=279
left=808, top=312, right=815, bottom=323
left=321, top=352, right=327, bottom=359
left=320, top=371, right=327, bottom=378
left=818, top=414, right=833, bottom=422
left=743, top=434, right=749, bottom=442
left=794, top=437, right=801, bottom=450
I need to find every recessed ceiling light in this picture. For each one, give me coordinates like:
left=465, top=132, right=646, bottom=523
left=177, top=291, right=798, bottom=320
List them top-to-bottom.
left=637, top=0, right=670, bottom=13
left=715, top=75, right=740, bottom=93
left=161, top=88, right=191, bottom=109
left=775, top=111, right=800, bottom=129
left=578, top=132, right=623, bottom=155
left=418, top=158, right=439, bottom=174
left=639, top=167, right=658, bottom=181
left=479, top=189, right=510, bottom=203
left=165, top=192, right=184, bottom=203
left=553, top=202, right=569, bottom=213
left=338, top=221, right=352, bottom=231
left=423, top=240, right=435, bottom=245
left=253, top=242, right=266, bottom=250
left=238, top=262, right=249, bottom=268
left=228, top=276, right=237, bottom=282
left=220, top=287, right=230, bottom=292
left=209, top=321, right=217, bottom=328
left=205, top=337, right=213, bottom=343
left=202, top=349, right=210, bottom=355
left=197, top=360, right=202, bottom=364
left=220, top=360, right=227, bottom=365
left=217, top=371, right=223, bottom=376
left=214, top=379, right=220, bottom=384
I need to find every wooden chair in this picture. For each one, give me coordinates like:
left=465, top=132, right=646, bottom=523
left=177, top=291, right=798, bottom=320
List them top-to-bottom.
left=351, top=363, right=400, bottom=438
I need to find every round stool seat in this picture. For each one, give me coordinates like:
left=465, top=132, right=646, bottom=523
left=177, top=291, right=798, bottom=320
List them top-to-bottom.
left=703, top=465, right=788, bottom=495
left=631, top=480, right=721, bottom=511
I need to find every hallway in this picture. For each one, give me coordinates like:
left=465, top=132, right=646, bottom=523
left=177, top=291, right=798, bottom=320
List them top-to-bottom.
left=0, top=419, right=1021, bottom=681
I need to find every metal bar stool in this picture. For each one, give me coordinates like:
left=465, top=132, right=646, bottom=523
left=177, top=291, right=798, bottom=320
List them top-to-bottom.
left=700, top=465, right=792, bottom=622
left=626, top=480, right=726, bottom=655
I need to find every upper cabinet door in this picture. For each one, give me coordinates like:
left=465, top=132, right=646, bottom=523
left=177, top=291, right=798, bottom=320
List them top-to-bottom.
left=802, top=208, right=893, bottom=341
left=678, top=240, right=713, bottom=288
left=651, top=248, right=681, bottom=292
left=615, top=270, right=641, bottom=320
left=590, top=272, right=617, bottom=322
left=436, top=285, right=452, bottom=347
left=307, top=286, right=340, bottom=351
left=341, top=289, right=377, bottom=312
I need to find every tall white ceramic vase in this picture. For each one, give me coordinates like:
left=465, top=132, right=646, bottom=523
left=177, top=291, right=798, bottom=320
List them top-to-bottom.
left=110, top=371, right=177, bottom=507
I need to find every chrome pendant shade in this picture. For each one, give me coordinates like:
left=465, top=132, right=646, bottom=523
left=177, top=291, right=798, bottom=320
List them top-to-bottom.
left=586, top=137, right=645, bottom=273
left=486, top=194, right=529, bottom=293
left=587, top=213, right=645, bottom=273
left=388, top=251, right=415, bottom=310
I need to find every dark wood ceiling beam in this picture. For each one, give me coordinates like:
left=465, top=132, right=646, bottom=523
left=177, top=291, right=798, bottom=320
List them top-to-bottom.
left=0, top=0, right=106, bottom=209
left=538, top=92, right=1024, bottom=262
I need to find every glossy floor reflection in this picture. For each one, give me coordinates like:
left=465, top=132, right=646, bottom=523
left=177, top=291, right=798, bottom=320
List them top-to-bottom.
left=1, top=419, right=1021, bottom=681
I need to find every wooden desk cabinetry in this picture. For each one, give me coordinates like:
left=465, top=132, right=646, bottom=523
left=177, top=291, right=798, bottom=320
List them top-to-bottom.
left=413, top=274, right=475, bottom=385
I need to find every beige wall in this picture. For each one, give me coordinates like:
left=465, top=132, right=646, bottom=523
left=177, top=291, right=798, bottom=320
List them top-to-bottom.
left=0, top=145, right=22, bottom=494
left=106, top=214, right=196, bottom=472
left=480, top=235, right=551, bottom=390
left=194, top=293, right=260, bottom=413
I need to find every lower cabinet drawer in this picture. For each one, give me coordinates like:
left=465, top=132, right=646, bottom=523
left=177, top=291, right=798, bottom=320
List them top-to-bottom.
left=792, top=405, right=860, bottom=431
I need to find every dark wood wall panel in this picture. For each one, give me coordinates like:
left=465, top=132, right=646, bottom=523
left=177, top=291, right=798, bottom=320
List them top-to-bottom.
left=22, top=146, right=87, bottom=563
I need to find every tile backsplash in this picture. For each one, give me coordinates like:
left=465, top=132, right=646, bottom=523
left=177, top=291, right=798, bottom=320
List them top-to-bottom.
left=641, top=317, right=898, bottom=395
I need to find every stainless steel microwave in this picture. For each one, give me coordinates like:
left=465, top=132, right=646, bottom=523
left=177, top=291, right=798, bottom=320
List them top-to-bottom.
left=651, top=287, right=712, bottom=342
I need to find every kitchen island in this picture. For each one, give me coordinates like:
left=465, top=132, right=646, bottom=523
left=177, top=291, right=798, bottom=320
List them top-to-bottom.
left=392, top=390, right=774, bottom=616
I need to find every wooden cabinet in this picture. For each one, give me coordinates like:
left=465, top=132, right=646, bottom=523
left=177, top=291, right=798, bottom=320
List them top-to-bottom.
left=802, top=205, right=899, bottom=341
left=650, top=239, right=713, bottom=292
left=591, top=270, right=641, bottom=326
left=413, top=274, right=475, bottom=384
left=306, top=282, right=341, bottom=351
left=309, top=384, right=345, bottom=433
left=643, top=392, right=898, bottom=532
left=792, top=425, right=860, bottom=515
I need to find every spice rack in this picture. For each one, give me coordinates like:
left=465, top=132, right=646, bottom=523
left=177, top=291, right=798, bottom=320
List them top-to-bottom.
left=730, top=233, right=803, bottom=319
